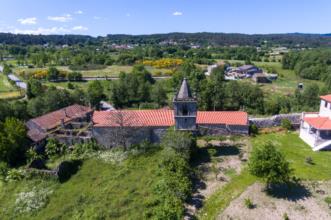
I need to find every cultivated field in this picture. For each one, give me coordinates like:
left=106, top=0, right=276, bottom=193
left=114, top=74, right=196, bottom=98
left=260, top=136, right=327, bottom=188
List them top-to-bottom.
left=14, top=65, right=172, bottom=78
left=0, top=74, right=22, bottom=99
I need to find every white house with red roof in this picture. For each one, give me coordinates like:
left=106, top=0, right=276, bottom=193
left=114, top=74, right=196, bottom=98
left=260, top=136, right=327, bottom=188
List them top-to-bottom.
left=300, top=95, right=331, bottom=151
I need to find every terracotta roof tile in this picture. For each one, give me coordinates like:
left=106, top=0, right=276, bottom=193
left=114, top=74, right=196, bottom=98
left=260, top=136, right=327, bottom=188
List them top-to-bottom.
left=320, top=94, right=331, bottom=103
left=27, top=104, right=92, bottom=131
left=93, top=110, right=248, bottom=127
left=93, top=110, right=174, bottom=127
left=197, top=111, right=248, bottom=126
left=304, top=116, right=331, bottom=130
left=27, top=129, right=47, bottom=142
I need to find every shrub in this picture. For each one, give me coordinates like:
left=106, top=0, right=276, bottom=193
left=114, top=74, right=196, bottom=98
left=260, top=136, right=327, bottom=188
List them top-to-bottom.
left=67, top=71, right=82, bottom=81
left=67, top=82, right=75, bottom=90
left=281, top=119, right=292, bottom=130
left=249, top=124, right=259, bottom=136
left=161, top=129, right=197, bottom=160
left=45, top=138, right=66, bottom=159
left=71, top=142, right=100, bottom=158
left=26, top=148, right=43, bottom=164
left=151, top=148, right=193, bottom=219
left=305, top=156, right=314, bottom=165
left=0, top=162, right=8, bottom=181
left=6, top=169, right=26, bottom=182
left=324, top=197, right=331, bottom=208
left=244, top=198, right=254, bottom=209
left=283, top=212, right=290, bottom=220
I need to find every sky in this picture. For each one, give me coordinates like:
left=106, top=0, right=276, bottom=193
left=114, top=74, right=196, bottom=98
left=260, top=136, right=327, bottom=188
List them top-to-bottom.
left=0, top=0, right=331, bottom=36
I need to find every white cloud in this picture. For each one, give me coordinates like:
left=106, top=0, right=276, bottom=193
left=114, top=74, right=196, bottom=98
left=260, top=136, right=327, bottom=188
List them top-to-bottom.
left=75, top=10, right=83, bottom=15
left=173, top=11, right=183, bottom=16
left=126, top=13, right=131, bottom=17
left=47, top=14, right=72, bottom=22
left=93, top=16, right=101, bottom=20
left=17, top=17, right=37, bottom=25
left=72, top=26, right=88, bottom=31
left=12, top=27, right=71, bottom=35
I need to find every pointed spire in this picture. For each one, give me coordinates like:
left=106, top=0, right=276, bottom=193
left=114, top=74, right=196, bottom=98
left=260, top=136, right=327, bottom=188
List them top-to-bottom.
left=176, top=78, right=193, bottom=100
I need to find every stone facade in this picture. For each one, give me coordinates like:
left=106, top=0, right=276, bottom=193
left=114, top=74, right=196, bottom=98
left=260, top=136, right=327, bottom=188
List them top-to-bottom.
left=198, top=124, right=249, bottom=136
left=93, top=126, right=169, bottom=148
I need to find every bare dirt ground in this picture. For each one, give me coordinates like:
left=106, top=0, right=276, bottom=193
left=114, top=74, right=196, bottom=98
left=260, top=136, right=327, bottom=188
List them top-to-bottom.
left=185, top=137, right=251, bottom=219
left=219, top=181, right=331, bottom=220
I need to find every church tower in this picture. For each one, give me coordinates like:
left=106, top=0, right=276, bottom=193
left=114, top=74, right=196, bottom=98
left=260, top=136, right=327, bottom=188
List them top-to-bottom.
left=173, top=78, right=197, bottom=130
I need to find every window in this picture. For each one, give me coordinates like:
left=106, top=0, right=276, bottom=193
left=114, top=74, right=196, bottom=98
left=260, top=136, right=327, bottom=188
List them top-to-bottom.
left=325, top=101, right=328, bottom=108
left=182, top=105, right=188, bottom=116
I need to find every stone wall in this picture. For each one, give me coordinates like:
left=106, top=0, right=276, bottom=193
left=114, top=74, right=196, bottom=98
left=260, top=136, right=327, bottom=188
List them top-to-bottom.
left=249, top=113, right=301, bottom=128
left=93, top=124, right=249, bottom=148
left=198, top=124, right=249, bottom=136
left=92, top=126, right=168, bottom=148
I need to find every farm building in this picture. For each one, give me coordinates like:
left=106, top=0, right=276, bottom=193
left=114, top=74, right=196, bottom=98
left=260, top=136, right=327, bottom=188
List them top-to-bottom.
left=27, top=79, right=249, bottom=148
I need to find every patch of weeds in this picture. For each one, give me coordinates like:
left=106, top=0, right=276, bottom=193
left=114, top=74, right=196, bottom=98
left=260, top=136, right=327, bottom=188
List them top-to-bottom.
left=207, top=148, right=217, bottom=157
left=97, top=149, right=128, bottom=164
left=305, top=156, right=314, bottom=165
left=224, top=168, right=237, bottom=178
left=14, top=186, right=53, bottom=214
left=324, top=197, right=331, bottom=209
left=244, top=198, right=255, bottom=209
left=283, top=212, right=290, bottom=220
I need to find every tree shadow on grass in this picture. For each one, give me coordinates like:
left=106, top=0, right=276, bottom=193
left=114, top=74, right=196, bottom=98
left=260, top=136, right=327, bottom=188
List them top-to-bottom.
left=191, top=144, right=241, bottom=166
left=57, top=159, right=83, bottom=183
left=266, top=183, right=312, bottom=202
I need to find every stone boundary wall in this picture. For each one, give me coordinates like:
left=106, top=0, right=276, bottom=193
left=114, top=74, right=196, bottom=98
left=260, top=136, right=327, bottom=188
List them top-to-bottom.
left=249, top=113, right=301, bottom=128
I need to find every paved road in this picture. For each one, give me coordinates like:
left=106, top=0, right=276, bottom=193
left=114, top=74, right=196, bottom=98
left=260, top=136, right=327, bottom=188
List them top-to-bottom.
left=7, top=74, right=27, bottom=89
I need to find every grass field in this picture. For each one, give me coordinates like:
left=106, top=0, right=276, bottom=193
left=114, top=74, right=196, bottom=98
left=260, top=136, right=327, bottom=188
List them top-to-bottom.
left=219, top=60, right=324, bottom=95
left=14, top=65, right=172, bottom=78
left=0, top=74, right=23, bottom=99
left=0, top=74, right=16, bottom=92
left=44, top=80, right=112, bottom=92
left=252, top=132, right=331, bottom=180
left=0, top=151, right=164, bottom=220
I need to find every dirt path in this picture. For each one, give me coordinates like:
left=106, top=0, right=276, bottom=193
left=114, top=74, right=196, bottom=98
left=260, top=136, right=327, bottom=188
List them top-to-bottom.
left=185, top=138, right=251, bottom=219
left=219, top=181, right=331, bottom=220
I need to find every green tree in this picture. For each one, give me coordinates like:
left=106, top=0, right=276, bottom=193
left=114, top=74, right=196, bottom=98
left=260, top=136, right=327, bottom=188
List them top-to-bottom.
left=2, top=64, right=12, bottom=75
left=47, top=66, right=59, bottom=81
left=26, top=78, right=43, bottom=99
left=87, top=80, right=104, bottom=109
left=151, top=82, right=168, bottom=107
left=0, top=118, right=27, bottom=166
left=161, top=129, right=196, bottom=160
left=248, top=142, right=292, bottom=189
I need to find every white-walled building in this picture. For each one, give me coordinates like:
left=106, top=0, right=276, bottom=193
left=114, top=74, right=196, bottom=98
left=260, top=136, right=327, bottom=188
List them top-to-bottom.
left=300, top=95, right=331, bottom=151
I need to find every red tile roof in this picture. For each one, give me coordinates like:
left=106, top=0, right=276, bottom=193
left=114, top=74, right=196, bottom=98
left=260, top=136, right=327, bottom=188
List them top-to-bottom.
left=320, top=94, right=331, bottom=103
left=27, top=104, right=92, bottom=131
left=93, top=110, right=248, bottom=127
left=93, top=110, right=174, bottom=127
left=197, top=111, right=248, bottom=126
left=304, top=116, right=331, bottom=130
left=27, top=129, right=47, bottom=143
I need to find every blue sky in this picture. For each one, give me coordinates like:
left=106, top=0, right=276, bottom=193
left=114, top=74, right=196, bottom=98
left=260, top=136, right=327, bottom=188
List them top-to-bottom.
left=0, top=0, right=330, bottom=36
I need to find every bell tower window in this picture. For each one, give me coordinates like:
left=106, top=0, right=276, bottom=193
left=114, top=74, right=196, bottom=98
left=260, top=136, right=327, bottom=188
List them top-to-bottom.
left=182, top=105, right=188, bottom=116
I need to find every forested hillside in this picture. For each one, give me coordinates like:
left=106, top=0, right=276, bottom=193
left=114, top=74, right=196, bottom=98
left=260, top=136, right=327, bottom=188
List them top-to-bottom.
left=2, top=32, right=331, bottom=47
